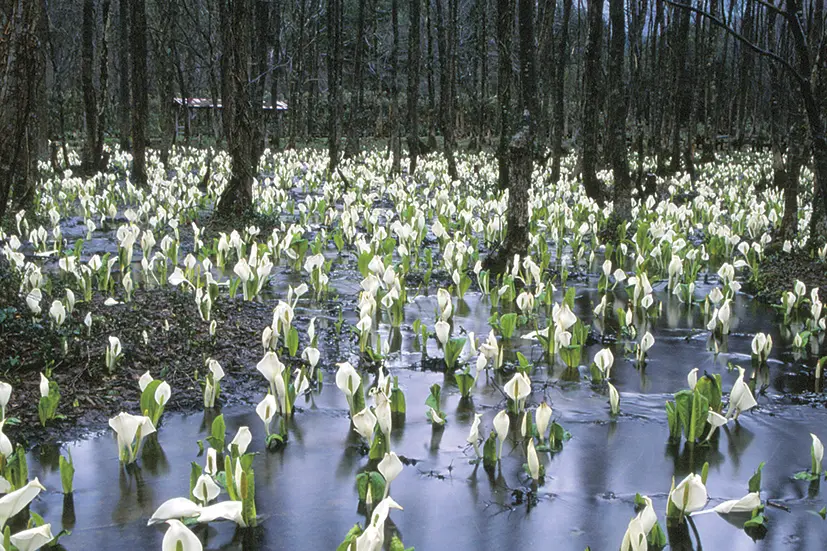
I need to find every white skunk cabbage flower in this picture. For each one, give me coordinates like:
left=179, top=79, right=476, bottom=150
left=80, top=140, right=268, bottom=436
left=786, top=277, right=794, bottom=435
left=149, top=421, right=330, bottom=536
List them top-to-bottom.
left=726, top=367, right=757, bottom=419
left=535, top=402, right=552, bottom=440
left=493, top=410, right=510, bottom=460
left=109, top=412, right=156, bottom=463
left=228, top=426, right=252, bottom=455
left=811, top=433, right=824, bottom=474
left=378, top=451, right=403, bottom=497
left=669, top=473, right=708, bottom=514
left=0, top=478, right=46, bottom=528
left=693, top=492, right=761, bottom=516
left=620, top=495, right=657, bottom=551
left=161, top=519, right=203, bottom=551
left=9, top=523, right=53, bottom=551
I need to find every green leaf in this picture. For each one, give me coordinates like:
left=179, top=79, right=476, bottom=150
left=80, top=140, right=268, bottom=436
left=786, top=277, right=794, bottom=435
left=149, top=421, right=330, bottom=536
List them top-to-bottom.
left=500, top=313, right=518, bottom=339
left=287, top=327, right=299, bottom=357
left=444, top=338, right=466, bottom=370
left=455, top=369, right=475, bottom=398
left=695, top=373, right=723, bottom=413
left=390, top=377, right=406, bottom=415
left=140, top=380, right=163, bottom=422
left=425, top=384, right=442, bottom=413
left=689, top=389, right=710, bottom=443
left=673, top=390, right=693, bottom=440
left=665, top=401, right=680, bottom=441
left=207, top=414, right=226, bottom=451
left=482, top=432, right=498, bottom=470
left=59, top=451, right=74, bottom=494
left=748, top=462, right=765, bottom=493
left=355, top=471, right=386, bottom=503
left=818, top=506, right=826, bottom=520
left=743, top=513, right=766, bottom=528
left=648, top=522, right=667, bottom=548
left=336, top=524, right=363, bottom=551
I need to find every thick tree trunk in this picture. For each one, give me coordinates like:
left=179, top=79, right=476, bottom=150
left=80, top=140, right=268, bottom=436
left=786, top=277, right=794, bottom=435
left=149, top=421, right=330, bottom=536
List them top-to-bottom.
left=0, top=0, right=45, bottom=219
left=129, top=0, right=148, bottom=187
left=216, top=0, right=258, bottom=218
left=407, top=0, right=421, bottom=174
left=486, top=0, right=536, bottom=271
left=550, top=0, right=572, bottom=183
left=581, top=0, right=604, bottom=203
left=608, top=0, right=631, bottom=221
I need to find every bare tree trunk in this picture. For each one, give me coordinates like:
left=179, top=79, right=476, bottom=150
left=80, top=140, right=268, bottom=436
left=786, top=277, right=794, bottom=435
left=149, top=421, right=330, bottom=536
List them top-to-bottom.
left=0, top=0, right=45, bottom=220
left=82, top=0, right=101, bottom=171
left=97, top=0, right=110, bottom=171
left=118, top=0, right=130, bottom=151
left=129, top=0, right=148, bottom=187
left=156, top=0, right=176, bottom=168
left=216, top=0, right=258, bottom=218
left=270, top=0, right=282, bottom=149
left=327, top=0, right=342, bottom=171
left=344, top=0, right=366, bottom=157
left=390, top=0, right=402, bottom=172
left=407, top=0, right=421, bottom=174
left=426, top=0, right=438, bottom=149
left=435, top=0, right=458, bottom=180
left=486, top=0, right=536, bottom=271
left=495, top=0, right=512, bottom=189
left=550, top=0, right=572, bottom=183
left=581, top=0, right=604, bottom=203
left=608, top=0, right=631, bottom=221
left=669, top=0, right=691, bottom=173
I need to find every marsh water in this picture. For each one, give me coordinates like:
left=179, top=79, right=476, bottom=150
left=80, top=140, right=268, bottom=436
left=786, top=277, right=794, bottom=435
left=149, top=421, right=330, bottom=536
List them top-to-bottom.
left=22, top=258, right=827, bottom=550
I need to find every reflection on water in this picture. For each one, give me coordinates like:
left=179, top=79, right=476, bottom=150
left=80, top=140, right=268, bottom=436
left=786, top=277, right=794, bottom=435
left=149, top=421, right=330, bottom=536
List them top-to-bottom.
left=19, top=269, right=827, bottom=549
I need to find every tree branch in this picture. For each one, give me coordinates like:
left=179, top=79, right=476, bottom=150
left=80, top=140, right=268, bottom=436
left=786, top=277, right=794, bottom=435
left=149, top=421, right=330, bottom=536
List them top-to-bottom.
left=663, top=0, right=805, bottom=85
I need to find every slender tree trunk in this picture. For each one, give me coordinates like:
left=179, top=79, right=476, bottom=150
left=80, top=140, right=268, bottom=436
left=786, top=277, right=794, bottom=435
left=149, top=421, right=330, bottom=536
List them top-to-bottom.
left=82, top=0, right=101, bottom=172
left=98, top=0, right=110, bottom=170
left=118, top=0, right=130, bottom=150
left=129, top=0, right=148, bottom=187
left=156, top=0, right=176, bottom=168
left=270, top=0, right=282, bottom=149
left=327, top=0, right=342, bottom=171
left=345, top=0, right=366, bottom=157
left=390, top=0, right=402, bottom=172
left=407, top=0, right=421, bottom=174
left=426, top=0, right=438, bottom=149
left=436, top=0, right=458, bottom=180
left=475, top=0, right=488, bottom=149
left=538, top=0, right=556, bottom=144
left=551, top=0, right=572, bottom=183
left=581, top=0, right=604, bottom=203
left=608, top=0, right=631, bottom=221
left=669, top=0, right=691, bottom=173
left=702, top=0, right=719, bottom=161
